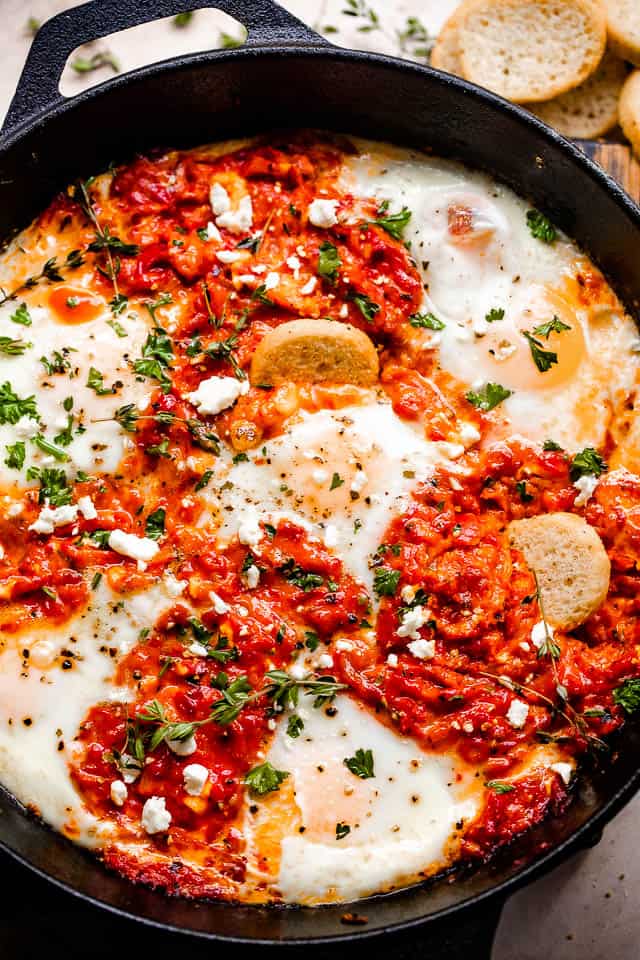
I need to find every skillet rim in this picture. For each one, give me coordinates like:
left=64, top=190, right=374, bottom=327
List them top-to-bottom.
left=1, top=39, right=640, bottom=943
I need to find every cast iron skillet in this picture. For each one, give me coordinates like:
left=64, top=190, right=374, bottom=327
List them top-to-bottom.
left=1, top=1, right=640, bottom=956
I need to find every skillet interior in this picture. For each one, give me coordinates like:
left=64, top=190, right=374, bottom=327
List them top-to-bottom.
left=1, top=41, right=640, bottom=944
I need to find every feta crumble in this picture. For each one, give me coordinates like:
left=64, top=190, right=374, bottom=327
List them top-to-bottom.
left=217, top=194, right=253, bottom=234
left=308, top=198, right=339, bottom=228
left=188, top=375, right=249, bottom=415
left=573, top=474, right=599, bottom=507
left=77, top=496, right=97, bottom=520
left=29, top=503, right=79, bottom=535
left=108, top=530, right=160, bottom=563
left=245, top=564, right=260, bottom=589
left=209, top=590, right=230, bottom=615
left=398, top=605, right=430, bottom=640
left=407, top=637, right=436, bottom=660
left=506, top=699, right=529, bottom=729
left=167, top=734, right=197, bottom=757
left=550, top=761, right=573, bottom=785
left=183, top=763, right=209, bottom=797
left=110, top=780, right=128, bottom=807
left=141, top=796, right=172, bottom=834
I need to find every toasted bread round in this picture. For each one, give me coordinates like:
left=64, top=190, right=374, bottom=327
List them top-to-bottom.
left=458, top=0, right=607, bottom=104
left=604, top=0, right=640, bottom=67
left=430, top=4, right=469, bottom=75
left=530, top=51, right=628, bottom=138
left=620, top=70, right=640, bottom=162
left=249, top=319, right=379, bottom=387
left=508, top=512, right=610, bottom=630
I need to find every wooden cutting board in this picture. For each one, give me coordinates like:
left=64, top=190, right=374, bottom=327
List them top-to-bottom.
left=579, top=140, right=640, bottom=202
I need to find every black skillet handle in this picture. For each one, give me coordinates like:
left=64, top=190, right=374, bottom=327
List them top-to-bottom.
left=3, top=0, right=327, bottom=136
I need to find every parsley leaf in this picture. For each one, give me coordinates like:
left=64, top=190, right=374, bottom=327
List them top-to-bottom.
left=367, top=204, right=411, bottom=241
left=526, top=209, right=557, bottom=244
left=317, top=241, right=341, bottom=283
left=350, top=292, right=380, bottom=323
left=10, top=303, right=32, bottom=326
left=486, top=307, right=505, bottom=323
left=409, top=312, right=445, bottom=330
left=532, top=315, right=571, bottom=338
left=134, top=327, right=174, bottom=391
left=523, top=331, right=558, bottom=373
left=86, top=366, right=113, bottom=395
left=0, top=382, right=38, bottom=425
left=465, top=382, right=512, bottom=411
left=543, top=439, right=563, bottom=452
left=4, top=441, right=25, bottom=470
left=569, top=447, right=607, bottom=482
left=32, top=467, right=71, bottom=506
left=330, top=471, right=344, bottom=490
left=145, top=508, right=166, bottom=541
left=278, top=558, right=324, bottom=592
left=373, top=566, right=400, bottom=597
left=613, top=678, right=640, bottom=714
left=287, top=714, right=304, bottom=738
left=344, top=747, right=374, bottom=779
left=244, top=761, right=289, bottom=796
left=486, top=780, right=515, bottom=794
left=336, top=822, right=351, bottom=840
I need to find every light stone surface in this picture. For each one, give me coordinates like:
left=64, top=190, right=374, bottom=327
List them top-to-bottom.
left=0, top=2, right=637, bottom=956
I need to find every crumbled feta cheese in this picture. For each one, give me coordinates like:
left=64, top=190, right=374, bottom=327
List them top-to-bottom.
left=210, top=182, right=231, bottom=215
left=217, top=194, right=253, bottom=234
left=308, top=198, right=339, bottom=228
left=205, top=220, right=222, bottom=242
left=216, top=249, right=246, bottom=264
left=286, top=255, right=301, bottom=277
left=252, top=264, right=267, bottom=274
left=264, top=271, right=280, bottom=291
left=300, top=276, right=317, bottom=295
left=339, top=303, right=349, bottom=318
left=188, top=375, right=249, bottom=415
left=458, top=422, right=481, bottom=446
left=435, top=441, right=466, bottom=460
left=312, top=468, right=328, bottom=485
left=350, top=470, right=368, bottom=494
left=573, top=474, right=599, bottom=507
left=77, top=496, right=97, bottom=520
left=7, top=503, right=23, bottom=518
left=29, top=504, right=78, bottom=535
left=237, top=508, right=262, bottom=548
left=324, top=524, right=339, bottom=548
left=108, top=530, right=160, bottom=563
left=0, top=544, right=4, bottom=560
left=245, top=564, right=260, bottom=589
left=164, top=573, right=187, bottom=597
left=400, top=584, right=416, bottom=604
left=209, top=590, right=230, bottom=615
left=398, top=605, right=430, bottom=640
left=531, top=620, right=554, bottom=650
left=407, top=637, right=436, bottom=660
left=335, top=639, right=353, bottom=652
left=188, top=641, right=209, bottom=657
left=317, top=653, right=334, bottom=669
left=386, top=653, right=398, bottom=667
left=290, top=663, right=307, bottom=680
left=506, top=699, right=529, bottom=728
left=267, top=718, right=277, bottom=731
left=462, top=721, right=474, bottom=734
left=167, top=734, right=197, bottom=757
left=119, top=754, right=141, bottom=784
left=550, top=761, right=573, bottom=785
left=183, top=763, right=209, bottom=796
left=110, top=780, right=128, bottom=807
left=141, top=796, right=172, bottom=834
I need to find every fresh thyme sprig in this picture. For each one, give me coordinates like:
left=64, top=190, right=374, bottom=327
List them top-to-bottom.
left=0, top=250, right=85, bottom=306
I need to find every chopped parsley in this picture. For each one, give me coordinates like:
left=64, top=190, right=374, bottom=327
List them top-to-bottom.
left=367, top=202, right=411, bottom=241
left=526, top=209, right=557, bottom=244
left=317, top=241, right=341, bottom=283
left=350, top=292, right=380, bottom=323
left=10, top=303, right=32, bottom=326
left=485, top=307, right=505, bottom=323
left=409, top=312, right=445, bottom=330
left=532, top=315, right=571, bottom=338
left=134, top=327, right=174, bottom=391
left=523, top=331, right=558, bottom=373
left=41, top=351, right=71, bottom=375
left=86, top=366, right=113, bottom=395
left=0, top=382, right=38, bottom=425
left=466, top=382, right=512, bottom=411
left=543, top=439, right=563, bottom=452
left=4, top=441, right=25, bottom=470
left=569, top=447, right=607, bottom=482
left=31, top=467, right=71, bottom=506
left=195, top=469, right=214, bottom=492
left=330, top=471, right=344, bottom=490
left=516, top=480, right=533, bottom=503
left=145, top=508, right=166, bottom=541
left=278, top=558, right=324, bottom=592
left=373, top=566, right=400, bottom=598
left=613, top=679, right=640, bottom=714
left=287, top=715, right=304, bottom=738
left=344, top=748, right=374, bottom=779
left=244, top=761, right=289, bottom=796
left=486, top=780, right=515, bottom=794
left=336, top=822, right=351, bottom=840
